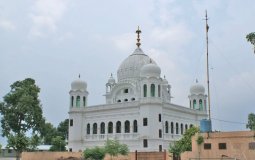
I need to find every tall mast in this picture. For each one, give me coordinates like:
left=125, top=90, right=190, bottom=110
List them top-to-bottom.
left=205, top=10, right=211, bottom=120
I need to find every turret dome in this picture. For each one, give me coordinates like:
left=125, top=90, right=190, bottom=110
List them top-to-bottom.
left=140, top=62, right=161, bottom=78
left=108, top=74, right=115, bottom=84
left=162, top=76, right=168, bottom=85
left=71, top=78, right=87, bottom=91
left=190, top=82, right=205, bottom=95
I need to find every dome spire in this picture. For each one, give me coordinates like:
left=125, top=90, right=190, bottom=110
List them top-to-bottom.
left=136, top=26, right=142, bottom=48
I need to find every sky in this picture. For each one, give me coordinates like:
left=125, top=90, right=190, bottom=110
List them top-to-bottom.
left=0, top=0, right=255, bottom=138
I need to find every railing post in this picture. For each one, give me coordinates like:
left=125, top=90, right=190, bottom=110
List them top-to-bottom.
left=135, top=150, right=137, bottom=160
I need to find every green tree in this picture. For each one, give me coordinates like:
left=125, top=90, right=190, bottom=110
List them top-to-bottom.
left=246, top=32, right=255, bottom=53
left=0, top=78, right=45, bottom=160
left=246, top=113, right=255, bottom=130
left=40, top=119, right=69, bottom=145
left=57, top=119, right=69, bottom=140
left=41, top=122, right=58, bottom=145
left=169, top=126, right=199, bottom=157
left=29, top=134, right=41, bottom=151
left=49, top=136, right=66, bottom=151
left=104, top=139, right=129, bottom=160
left=83, top=147, right=106, bottom=160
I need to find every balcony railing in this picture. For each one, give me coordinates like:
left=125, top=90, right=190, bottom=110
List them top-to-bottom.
left=85, top=133, right=139, bottom=141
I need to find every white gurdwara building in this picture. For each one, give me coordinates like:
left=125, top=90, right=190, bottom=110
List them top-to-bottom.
left=68, top=28, right=208, bottom=152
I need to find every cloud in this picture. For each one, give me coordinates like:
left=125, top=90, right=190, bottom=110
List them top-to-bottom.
left=29, top=0, right=69, bottom=37
left=0, top=19, right=16, bottom=31
left=150, top=24, right=194, bottom=49
left=111, top=33, right=134, bottom=53
left=227, top=71, right=255, bottom=95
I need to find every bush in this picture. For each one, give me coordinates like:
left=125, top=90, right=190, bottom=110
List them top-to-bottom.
left=83, top=147, right=105, bottom=160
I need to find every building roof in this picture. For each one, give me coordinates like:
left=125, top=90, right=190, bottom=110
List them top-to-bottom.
left=36, top=145, right=52, bottom=150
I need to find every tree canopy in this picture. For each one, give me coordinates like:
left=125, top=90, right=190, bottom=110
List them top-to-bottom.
left=246, top=32, right=255, bottom=53
left=0, top=78, right=45, bottom=159
left=246, top=113, right=255, bottom=130
left=57, top=119, right=69, bottom=140
left=41, top=122, right=58, bottom=145
left=169, top=126, right=199, bottom=156
left=49, top=136, right=66, bottom=151
left=83, top=139, right=129, bottom=160
left=104, top=139, right=129, bottom=159
left=83, top=147, right=105, bottom=160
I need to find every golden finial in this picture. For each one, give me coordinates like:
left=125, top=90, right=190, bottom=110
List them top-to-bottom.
left=136, top=26, right=142, bottom=48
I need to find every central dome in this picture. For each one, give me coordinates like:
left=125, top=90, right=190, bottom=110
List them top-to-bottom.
left=117, top=48, right=156, bottom=82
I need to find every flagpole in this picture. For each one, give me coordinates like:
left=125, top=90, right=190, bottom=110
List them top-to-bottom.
left=205, top=10, right=211, bottom=120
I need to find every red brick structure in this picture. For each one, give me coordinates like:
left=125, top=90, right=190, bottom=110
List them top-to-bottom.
left=182, top=131, right=255, bottom=160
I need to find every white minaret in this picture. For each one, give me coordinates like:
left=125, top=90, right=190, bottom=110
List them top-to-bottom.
left=105, top=73, right=116, bottom=93
left=68, top=75, right=88, bottom=151
left=69, top=76, right=88, bottom=108
left=161, top=76, right=172, bottom=103
left=188, top=80, right=207, bottom=111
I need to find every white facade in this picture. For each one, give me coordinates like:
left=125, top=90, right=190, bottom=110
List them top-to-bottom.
left=68, top=33, right=208, bottom=152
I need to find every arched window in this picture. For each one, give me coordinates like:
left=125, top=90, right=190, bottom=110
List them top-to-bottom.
left=143, top=84, right=147, bottom=97
left=151, top=84, right=155, bottom=97
left=106, top=85, right=111, bottom=93
left=158, top=85, right=161, bottom=97
left=71, top=96, right=74, bottom=107
left=76, top=96, right=80, bottom=107
left=83, top=96, right=86, bottom=107
left=131, top=98, right=135, bottom=101
left=124, top=99, right=128, bottom=102
left=193, top=99, right=196, bottom=109
left=199, top=99, right=203, bottom=110
left=117, top=100, right=121, bottom=103
left=133, top=120, right=138, bottom=133
left=116, top=121, right=121, bottom=133
left=125, top=121, right=130, bottom=133
left=165, top=121, right=169, bottom=133
left=100, top=122, right=105, bottom=134
left=108, top=122, right=113, bottom=134
left=171, top=122, right=174, bottom=134
left=93, top=123, right=97, bottom=134
left=176, top=123, right=179, bottom=134
left=181, top=123, right=183, bottom=134
left=87, top=124, right=90, bottom=134
left=185, top=124, right=188, bottom=131
left=190, top=124, right=193, bottom=128
left=159, top=129, right=162, bottom=138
